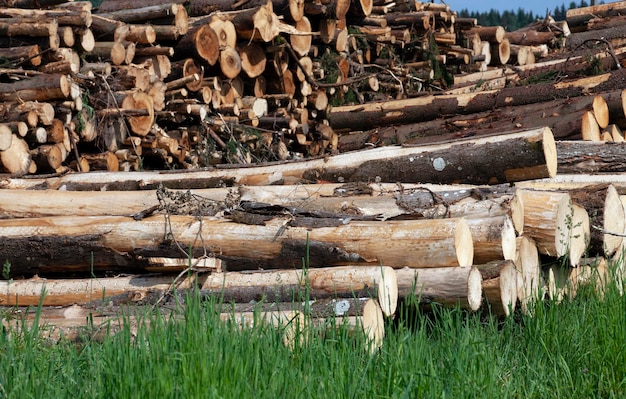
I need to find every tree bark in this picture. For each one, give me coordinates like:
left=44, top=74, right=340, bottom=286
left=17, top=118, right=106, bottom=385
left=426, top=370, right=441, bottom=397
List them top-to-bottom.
left=566, top=1, right=626, bottom=29
left=0, top=74, right=70, bottom=102
left=0, top=127, right=556, bottom=189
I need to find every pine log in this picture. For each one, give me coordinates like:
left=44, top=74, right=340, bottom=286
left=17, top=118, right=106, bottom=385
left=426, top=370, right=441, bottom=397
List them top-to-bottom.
left=566, top=1, right=626, bottom=28
left=217, top=2, right=279, bottom=42
left=97, top=3, right=182, bottom=23
left=174, top=24, right=219, bottom=66
left=566, top=24, right=626, bottom=50
left=468, top=26, right=505, bottom=43
left=505, top=30, right=556, bottom=46
left=238, top=42, right=266, bottom=78
left=0, top=45, right=41, bottom=67
left=219, top=46, right=242, bottom=79
left=328, top=71, right=626, bottom=131
left=0, top=74, right=69, bottom=102
left=349, top=88, right=624, bottom=147
left=120, top=91, right=154, bottom=136
left=593, top=95, right=610, bottom=129
left=581, top=110, right=601, bottom=141
left=1, top=127, right=555, bottom=188
left=0, top=135, right=30, bottom=175
left=556, top=141, right=626, bottom=174
left=0, top=183, right=488, bottom=218
left=568, top=184, right=624, bottom=257
left=511, top=189, right=573, bottom=258
left=568, top=203, right=591, bottom=268
left=0, top=215, right=474, bottom=275
left=466, top=216, right=517, bottom=265
left=515, top=235, right=541, bottom=313
left=476, top=260, right=518, bottom=317
left=0, top=266, right=397, bottom=316
left=395, top=266, right=483, bottom=311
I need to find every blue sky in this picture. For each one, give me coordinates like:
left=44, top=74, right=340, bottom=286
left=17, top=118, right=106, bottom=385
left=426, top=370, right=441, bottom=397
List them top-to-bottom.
left=445, top=0, right=571, bottom=16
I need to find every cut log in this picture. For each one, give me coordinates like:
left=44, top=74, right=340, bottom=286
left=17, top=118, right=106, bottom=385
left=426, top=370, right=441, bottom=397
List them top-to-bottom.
left=566, top=1, right=626, bottom=28
left=219, top=2, right=279, bottom=42
left=290, top=16, right=312, bottom=57
left=208, top=17, right=237, bottom=48
left=175, top=24, right=219, bottom=66
left=566, top=25, right=626, bottom=50
left=505, top=30, right=555, bottom=46
left=238, top=42, right=266, bottom=78
left=0, top=45, right=41, bottom=67
left=219, top=46, right=242, bottom=79
left=328, top=72, right=626, bottom=131
left=0, top=74, right=70, bottom=102
left=120, top=91, right=154, bottom=136
left=593, top=95, right=610, bottom=129
left=581, top=111, right=601, bottom=141
left=0, top=124, right=12, bottom=151
left=0, top=129, right=556, bottom=189
left=0, top=135, right=31, bottom=175
left=556, top=141, right=626, bottom=174
left=568, top=184, right=624, bottom=257
left=511, top=189, right=573, bottom=258
left=568, top=203, right=591, bottom=268
left=0, top=215, right=473, bottom=275
left=466, top=215, right=517, bottom=264
left=515, top=235, right=541, bottom=314
left=476, top=260, right=518, bottom=317
left=395, top=266, right=483, bottom=311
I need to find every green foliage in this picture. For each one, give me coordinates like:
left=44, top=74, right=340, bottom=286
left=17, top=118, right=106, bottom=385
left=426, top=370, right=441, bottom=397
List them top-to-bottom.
left=2, top=260, right=9, bottom=280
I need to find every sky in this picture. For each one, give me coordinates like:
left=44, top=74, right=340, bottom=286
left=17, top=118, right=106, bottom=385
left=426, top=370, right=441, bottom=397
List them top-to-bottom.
left=445, top=0, right=571, bottom=16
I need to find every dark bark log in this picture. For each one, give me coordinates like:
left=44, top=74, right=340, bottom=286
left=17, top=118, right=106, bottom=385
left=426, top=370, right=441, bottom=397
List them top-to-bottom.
left=556, top=141, right=626, bottom=174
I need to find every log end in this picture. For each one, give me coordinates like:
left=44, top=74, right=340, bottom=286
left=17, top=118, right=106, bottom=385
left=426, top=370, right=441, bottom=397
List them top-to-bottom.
left=542, top=127, right=558, bottom=179
left=604, top=184, right=625, bottom=256
left=554, top=194, right=574, bottom=258
left=569, top=203, right=590, bottom=267
left=501, top=215, right=517, bottom=262
left=455, top=218, right=474, bottom=267
left=377, top=266, right=398, bottom=317
left=467, top=266, right=483, bottom=311
left=361, top=299, right=385, bottom=352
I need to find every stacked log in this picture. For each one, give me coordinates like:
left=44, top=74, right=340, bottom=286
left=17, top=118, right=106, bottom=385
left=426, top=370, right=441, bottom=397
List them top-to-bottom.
left=1, top=1, right=625, bottom=344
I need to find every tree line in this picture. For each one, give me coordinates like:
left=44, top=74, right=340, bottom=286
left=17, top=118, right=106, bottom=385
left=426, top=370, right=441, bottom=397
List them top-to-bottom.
left=458, top=1, right=604, bottom=31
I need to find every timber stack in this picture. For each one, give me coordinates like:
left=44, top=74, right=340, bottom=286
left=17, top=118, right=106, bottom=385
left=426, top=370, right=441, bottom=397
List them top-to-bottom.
left=0, top=0, right=625, bottom=347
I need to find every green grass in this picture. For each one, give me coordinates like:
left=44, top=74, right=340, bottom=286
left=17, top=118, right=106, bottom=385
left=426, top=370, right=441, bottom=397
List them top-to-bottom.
left=1, top=277, right=625, bottom=398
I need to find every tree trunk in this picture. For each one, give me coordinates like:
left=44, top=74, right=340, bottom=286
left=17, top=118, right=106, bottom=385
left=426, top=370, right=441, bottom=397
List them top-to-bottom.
left=96, top=0, right=186, bottom=13
left=566, top=1, right=626, bottom=29
left=566, top=24, right=626, bottom=49
left=328, top=71, right=626, bottom=131
left=0, top=74, right=70, bottom=102
left=0, top=128, right=556, bottom=190
left=556, top=141, right=626, bottom=174
left=0, top=215, right=474, bottom=275
left=515, top=235, right=541, bottom=314
left=476, top=260, right=518, bottom=317
left=395, top=266, right=483, bottom=311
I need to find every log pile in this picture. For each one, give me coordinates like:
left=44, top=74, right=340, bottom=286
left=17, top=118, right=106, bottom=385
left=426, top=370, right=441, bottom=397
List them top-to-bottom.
left=0, top=1, right=625, bottom=347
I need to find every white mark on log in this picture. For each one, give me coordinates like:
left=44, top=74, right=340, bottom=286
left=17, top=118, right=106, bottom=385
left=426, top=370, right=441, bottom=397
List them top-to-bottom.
left=409, top=157, right=415, bottom=162
left=433, top=157, right=446, bottom=171
left=334, top=299, right=350, bottom=316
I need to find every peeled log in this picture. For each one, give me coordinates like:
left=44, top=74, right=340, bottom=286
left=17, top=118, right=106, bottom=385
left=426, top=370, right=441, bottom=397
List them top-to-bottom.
left=0, top=74, right=70, bottom=102
left=511, top=189, right=573, bottom=258
left=0, top=215, right=474, bottom=275
left=477, top=260, right=518, bottom=317
left=0, top=266, right=397, bottom=316
left=395, top=266, right=483, bottom=311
